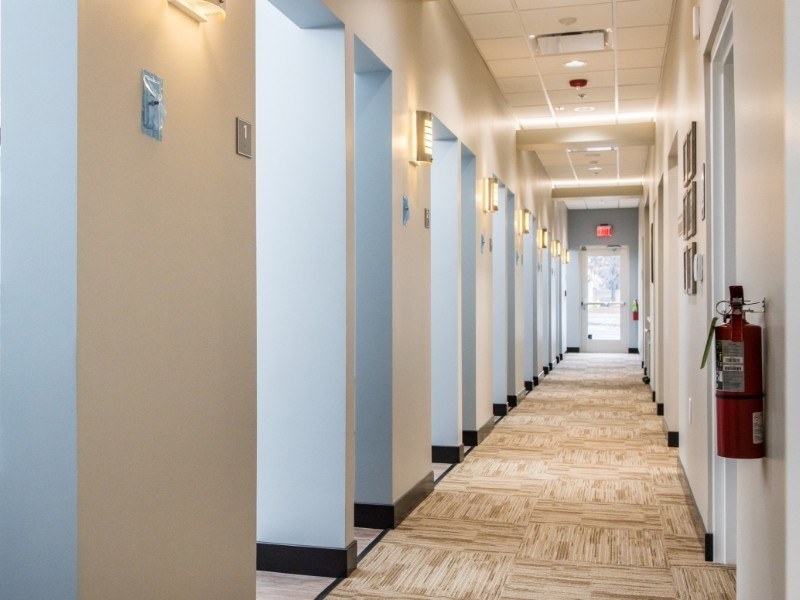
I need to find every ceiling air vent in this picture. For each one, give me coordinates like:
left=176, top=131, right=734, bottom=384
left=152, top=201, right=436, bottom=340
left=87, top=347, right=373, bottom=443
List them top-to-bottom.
left=534, top=30, right=611, bottom=56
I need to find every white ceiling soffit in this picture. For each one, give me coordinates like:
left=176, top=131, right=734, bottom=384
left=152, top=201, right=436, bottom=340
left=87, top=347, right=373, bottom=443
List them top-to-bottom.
left=450, top=0, right=674, bottom=186
left=558, top=194, right=643, bottom=210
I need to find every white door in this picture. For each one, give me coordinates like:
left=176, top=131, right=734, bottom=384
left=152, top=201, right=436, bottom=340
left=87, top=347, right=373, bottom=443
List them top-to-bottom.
left=580, top=246, right=629, bottom=353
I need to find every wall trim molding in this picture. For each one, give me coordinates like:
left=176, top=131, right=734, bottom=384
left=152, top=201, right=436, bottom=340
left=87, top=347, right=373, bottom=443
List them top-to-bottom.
left=566, top=347, right=580, bottom=353
left=628, top=347, right=639, bottom=354
left=493, top=403, right=509, bottom=416
left=657, top=403, right=664, bottom=416
left=463, top=416, right=495, bottom=447
left=667, top=431, right=679, bottom=447
left=432, top=445, right=464, bottom=464
left=354, top=471, right=434, bottom=529
left=256, top=540, right=357, bottom=578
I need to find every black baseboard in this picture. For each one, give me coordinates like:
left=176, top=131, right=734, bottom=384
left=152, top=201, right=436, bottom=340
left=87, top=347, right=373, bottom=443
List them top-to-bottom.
left=567, top=347, right=580, bottom=353
left=628, top=348, right=639, bottom=354
left=559, top=353, right=564, bottom=361
left=556, top=355, right=560, bottom=364
left=642, top=360, right=645, bottom=369
left=548, top=362, right=553, bottom=372
left=543, top=366, right=549, bottom=375
left=644, top=367, right=648, bottom=376
left=533, top=375, right=540, bottom=387
left=524, top=380, right=533, bottom=391
left=508, top=389, right=527, bottom=408
left=652, top=391, right=656, bottom=402
left=507, top=394, right=518, bottom=408
left=493, top=403, right=509, bottom=416
left=657, top=403, right=664, bottom=416
left=463, top=416, right=495, bottom=447
left=668, top=431, right=679, bottom=447
left=432, top=445, right=464, bottom=464
left=355, top=471, right=434, bottom=529
left=705, top=533, right=714, bottom=562
left=257, top=540, right=357, bottom=578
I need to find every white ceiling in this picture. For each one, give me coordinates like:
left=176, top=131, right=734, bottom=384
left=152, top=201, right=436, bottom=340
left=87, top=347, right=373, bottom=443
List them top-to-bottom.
left=450, top=0, right=676, bottom=189
left=558, top=196, right=641, bottom=209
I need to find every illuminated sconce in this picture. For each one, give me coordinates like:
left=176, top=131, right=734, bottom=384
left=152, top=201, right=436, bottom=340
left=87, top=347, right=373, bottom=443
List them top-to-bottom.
left=169, top=0, right=226, bottom=22
left=414, top=111, right=434, bottom=165
left=484, top=177, right=500, bottom=213
left=521, top=209, right=532, bottom=234
left=538, top=228, right=549, bottom=249
left=552, top=239, right=562, bottom=257
left=564, top=250, right=571, bottom=264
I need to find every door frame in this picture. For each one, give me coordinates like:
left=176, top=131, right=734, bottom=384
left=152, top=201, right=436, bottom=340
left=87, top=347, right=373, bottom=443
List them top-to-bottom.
left=579, top=245, right=630, bottom=353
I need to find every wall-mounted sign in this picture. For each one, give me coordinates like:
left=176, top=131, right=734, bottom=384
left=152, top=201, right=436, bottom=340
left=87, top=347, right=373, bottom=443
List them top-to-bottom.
left=596, top=224, right=613, bottom=238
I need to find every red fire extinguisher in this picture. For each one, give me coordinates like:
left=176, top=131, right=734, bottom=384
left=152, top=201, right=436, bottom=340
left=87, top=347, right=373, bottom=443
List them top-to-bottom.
left=715, top=285, right=764, bottom=458
left=631, top=299, right=639, bottom=321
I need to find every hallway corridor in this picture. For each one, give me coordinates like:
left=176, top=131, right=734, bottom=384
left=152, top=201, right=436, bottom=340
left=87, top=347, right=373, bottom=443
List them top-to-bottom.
left=329, top=354, right=735, bottom=599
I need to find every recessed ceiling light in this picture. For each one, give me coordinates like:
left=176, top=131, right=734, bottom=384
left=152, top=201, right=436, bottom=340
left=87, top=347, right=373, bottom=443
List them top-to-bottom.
left=558, top=16, right=578, bottom=26
left=528, top=34, right=536, bottom=40
left=564, top=59, right=588, bottom=68
left=554, top=105, right=566, bottom=111
left=574, top=106, right=595, bottom=112
left=586, top=146, right=613, bottom=152
left=589, top=160, right=599, bottom=164
left=588, top=166, right=603, bottom=172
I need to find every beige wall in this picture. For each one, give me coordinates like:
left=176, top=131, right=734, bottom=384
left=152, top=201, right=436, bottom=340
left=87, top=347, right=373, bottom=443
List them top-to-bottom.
left=653, top=0, right=788, bottom=596
left=77, top=2, right=256, bottom=598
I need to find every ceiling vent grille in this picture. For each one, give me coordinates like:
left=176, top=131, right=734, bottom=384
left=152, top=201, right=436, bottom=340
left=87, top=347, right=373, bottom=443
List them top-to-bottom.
left=534, top=30, right=611, bottom=55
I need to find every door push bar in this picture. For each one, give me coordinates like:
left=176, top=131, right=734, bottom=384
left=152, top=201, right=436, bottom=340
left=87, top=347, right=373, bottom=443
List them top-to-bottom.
left=581, top=301, right=627, bottom=308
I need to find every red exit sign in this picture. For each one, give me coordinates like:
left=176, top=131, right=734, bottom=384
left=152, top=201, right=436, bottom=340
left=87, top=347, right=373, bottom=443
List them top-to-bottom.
left=596, top=224, right=613, bottom=238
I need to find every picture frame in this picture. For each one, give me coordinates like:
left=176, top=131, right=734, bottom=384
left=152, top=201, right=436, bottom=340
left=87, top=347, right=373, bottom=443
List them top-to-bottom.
left=683, top=121, right=697, bottom=187
left=700, top=162, right=706, bottom=220
left=686, top=180, right=697, bottom=239
left=678, top=209, right=684, bottom=239
left=688, top=242, right=697, bottom=295
left=683, top=245, right=690, bottom=292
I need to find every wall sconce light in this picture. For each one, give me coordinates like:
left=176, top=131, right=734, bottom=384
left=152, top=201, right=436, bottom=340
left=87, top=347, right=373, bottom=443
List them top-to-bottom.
left=169, top=0, right=226, bottom=22
left=414, top=110, right=433, bottom=165
left=484, top=177, right=500, bottom=213
left=521, top=209, right=531, bottom=234
left=538, top=228, right=549, bottom=249
left=552, top=239, right=561, bottom=257
left=564, top=250, right=571, bottom=264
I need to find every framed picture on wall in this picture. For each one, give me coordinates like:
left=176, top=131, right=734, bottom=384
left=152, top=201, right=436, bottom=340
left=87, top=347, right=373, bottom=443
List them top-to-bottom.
left=683, top=121, right=697, bottom=187
left=700, top=162, right=706, bottom=220
left=686, top=181, right=697, bottom=239
left=678, top=209, right=684, bottom=239
left=688, top=242, right=697, bottom=295
left=683, top=245, right=690, bottom=291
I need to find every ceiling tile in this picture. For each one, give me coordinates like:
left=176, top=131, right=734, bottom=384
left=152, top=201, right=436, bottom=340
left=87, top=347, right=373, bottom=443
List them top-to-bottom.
left=452, top=0, right=515, bottom=15
left=516, top=0, right=608, bottom=9
left=616, top=0, right=674, bottom=28
left=519, top=4, right=613, bottom=36
left=462, top=12, right=523, bottom=39
left=615, top=25, right=669, bottom=50
left=476, top=37, right=532, bottom=60
left=617, top=47, right=665, bottom=69
left=533, top=50, right=615, bottom=74
left=487, top=57, right=537, bottom=77
left=617, top=67, right=661, bottom=85
left=542, top=69, right=615, bottom=89
left=497, top=76, right=543, bottom=93
left=618, top=83, right=658, bottom=100
left=547, top=86, right=615, bottom=104
left=505, top=91, right=549, bottom=106
left=619, top=98, right=656, bottom=112
left=558, top=101, right=615, bottom=114
left=514, top=105, right=555, bottom=119
left=536, top=150, right=572, bottom=166
left=570, top=150, right=617, bottom=166
left=543, top=165, right=577, bottom=179
left=585, top=197, right=617, bottom=209
left=618, top=197, right=641, bottom=208
left=562, top=198, right=588, bottom=210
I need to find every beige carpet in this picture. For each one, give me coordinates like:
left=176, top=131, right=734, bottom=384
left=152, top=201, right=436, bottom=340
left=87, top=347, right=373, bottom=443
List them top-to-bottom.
left=329, top=353, right=735, bottom=600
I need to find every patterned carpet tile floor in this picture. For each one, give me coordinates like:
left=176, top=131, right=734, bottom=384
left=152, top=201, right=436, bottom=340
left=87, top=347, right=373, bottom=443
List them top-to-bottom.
left=329, top=353, right=735, bottom=600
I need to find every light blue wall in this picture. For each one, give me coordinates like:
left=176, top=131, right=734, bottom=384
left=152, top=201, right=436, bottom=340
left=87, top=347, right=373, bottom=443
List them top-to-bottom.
left=256, top=1, right=348, bottom=548
left=0, top=3, right=78, bottom=598
left=354, top=39, right=393, bottom=504
left=431, top=128, right=461, bottom=447
left=460, top=149, right=478, bottom=430
left=492, top=187, right=508, bottom=404
left=505, top=192, right=517, bottom=393
left=566, top=208, right=640, bottom=349
left=523, top=219, right=537, bottom=381
left=540, top=249, right=551, bottom=370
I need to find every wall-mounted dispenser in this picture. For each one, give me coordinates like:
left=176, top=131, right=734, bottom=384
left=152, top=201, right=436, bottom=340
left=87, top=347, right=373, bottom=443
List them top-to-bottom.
left=169, top=0, right=226, bottom=22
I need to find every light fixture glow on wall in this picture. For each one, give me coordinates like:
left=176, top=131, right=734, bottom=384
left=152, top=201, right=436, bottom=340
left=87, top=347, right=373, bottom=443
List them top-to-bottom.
left=169, top=0, right=226, bottom=22
left=414, top=111, right=434, bottom=165
left=484, top=177, right=500, bottom=213
left=521, top=209, right=532, bottom=234
left=538, top=228, right=549, bottom=249
left=563, top=250, right=571, bottom=264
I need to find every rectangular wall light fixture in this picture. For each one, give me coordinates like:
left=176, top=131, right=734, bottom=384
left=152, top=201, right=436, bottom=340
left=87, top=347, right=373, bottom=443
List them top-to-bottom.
left=169, top=0, right=226, bottom=22
left=414, top=110, right=433, bottom=165
left=484, top=177, right=499, bottom=213
left=521, top=209, right=531, bottom=234
left=538, top=228, right=549, bottom=249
